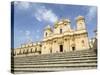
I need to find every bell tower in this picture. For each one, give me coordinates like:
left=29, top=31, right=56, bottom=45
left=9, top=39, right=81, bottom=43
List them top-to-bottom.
left=75, top=16, right=90, bottom=50
left=76, top=16, right=86, bottom=30
left=63, top=19, right=72, bottom=31
left=44, top=25, right=52, bottom=37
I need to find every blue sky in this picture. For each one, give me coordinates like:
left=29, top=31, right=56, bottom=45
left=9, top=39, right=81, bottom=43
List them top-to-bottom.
left=13, top=1, right=97, bottom=48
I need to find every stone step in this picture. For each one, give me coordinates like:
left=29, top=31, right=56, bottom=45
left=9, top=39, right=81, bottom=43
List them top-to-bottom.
left=12, top=50, right=97, bottom=73
left=14, top=50, right=96, bottom=58
left=14, top=52, right=96, bottom=58
left=14, top=53, right=96, bottom=59
left=14, top=54, right=96, bottom=62
left=14, top=56, right=97, bottom=63
left=12, top=59, right=97, bottom=66
left=14, top=59, right=97, bottom=64
left=13, top=62, right=97, bottom=68
left=13, top=66, right=97, bottom=74
left=13, top=66, right=97, bottom=71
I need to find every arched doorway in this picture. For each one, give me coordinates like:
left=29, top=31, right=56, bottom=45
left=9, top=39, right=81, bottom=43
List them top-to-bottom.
left=71, top=44, right=75, bottom=51
left=59, top=45, right=63, bottom=52
left=72, top=47, right=75, bottom=51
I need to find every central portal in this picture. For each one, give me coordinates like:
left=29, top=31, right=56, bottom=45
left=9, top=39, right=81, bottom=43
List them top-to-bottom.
left=60, top=45, right=63, bottom=52
left=72, top=47, right=75, bottom=51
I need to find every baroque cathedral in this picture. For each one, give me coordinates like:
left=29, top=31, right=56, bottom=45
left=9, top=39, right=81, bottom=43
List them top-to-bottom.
left=13, top=16, right=90, bottom=56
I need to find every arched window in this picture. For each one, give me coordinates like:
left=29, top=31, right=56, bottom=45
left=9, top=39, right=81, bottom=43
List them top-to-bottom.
left=60, top=29, right=62, bottom=34
left=45, top=32, right=48, bottom=36
left=65, top=39, right=67, bottom=41
left=54, top=40, right=56, bottom=43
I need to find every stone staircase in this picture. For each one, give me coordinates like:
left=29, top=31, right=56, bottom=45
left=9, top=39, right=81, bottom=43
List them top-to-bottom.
left=11, top=49, right=97, bottom=73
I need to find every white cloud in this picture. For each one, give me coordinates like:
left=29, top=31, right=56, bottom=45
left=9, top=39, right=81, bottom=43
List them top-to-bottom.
left=14, top=1, right=30, bottom=10
left=14, top=2, right=58, bottom=23
left=34, top=6, right=58, bottom=23
left=86, top=7, right=97, bottom=22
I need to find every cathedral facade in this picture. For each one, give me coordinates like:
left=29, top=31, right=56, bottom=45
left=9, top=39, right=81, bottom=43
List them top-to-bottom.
left=13, top=16, right=90, bottom=56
